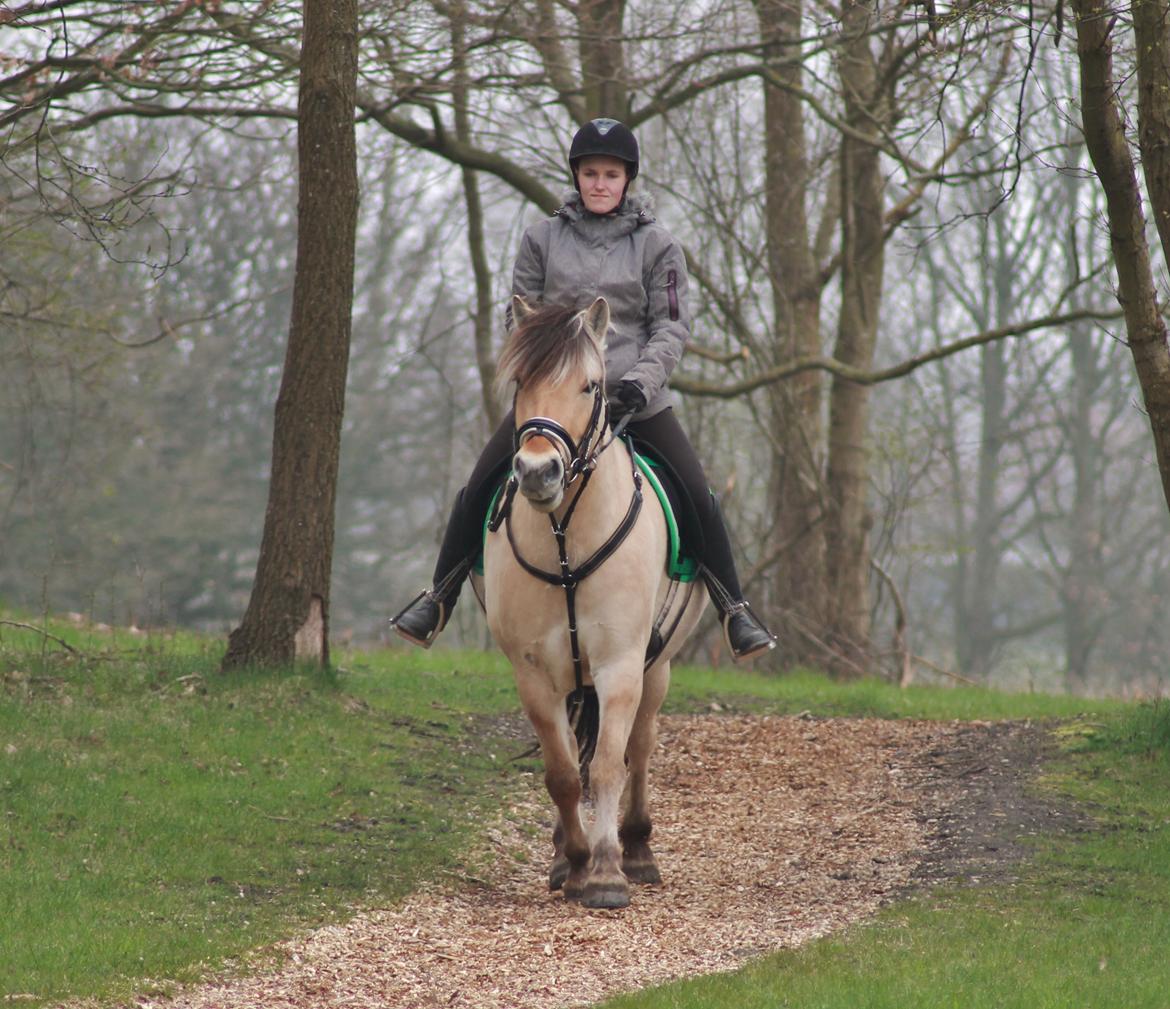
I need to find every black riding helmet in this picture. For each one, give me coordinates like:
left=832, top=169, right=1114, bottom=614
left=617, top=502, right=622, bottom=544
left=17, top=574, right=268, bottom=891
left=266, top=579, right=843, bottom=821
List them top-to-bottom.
left=568, top=118, right=639, bottom=192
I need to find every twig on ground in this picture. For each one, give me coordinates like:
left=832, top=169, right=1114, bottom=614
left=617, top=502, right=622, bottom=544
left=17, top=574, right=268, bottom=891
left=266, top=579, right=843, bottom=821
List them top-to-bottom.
left=0, top=620, right=81, bottom=655
left=912, top=652, right=980, bottom=687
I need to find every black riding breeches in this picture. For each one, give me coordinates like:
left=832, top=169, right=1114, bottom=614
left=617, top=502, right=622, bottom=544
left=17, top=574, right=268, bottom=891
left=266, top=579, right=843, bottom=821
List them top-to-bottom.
left=430, top=407, right=744, bottom=607
left=625, top=408, right=743, bottom=602
left=429, top=410, right=516, bottom=601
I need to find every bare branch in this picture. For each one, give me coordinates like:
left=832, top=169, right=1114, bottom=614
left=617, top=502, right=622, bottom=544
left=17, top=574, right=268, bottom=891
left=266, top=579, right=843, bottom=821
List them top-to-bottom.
left=672, top=308, right=1123, bottom=398
left=684, top=341, right=751, bottom=366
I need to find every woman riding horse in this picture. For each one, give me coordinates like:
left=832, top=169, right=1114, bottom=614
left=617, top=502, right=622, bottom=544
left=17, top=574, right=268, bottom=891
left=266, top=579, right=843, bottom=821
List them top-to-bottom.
left=390, top=117, right=775, bottom=661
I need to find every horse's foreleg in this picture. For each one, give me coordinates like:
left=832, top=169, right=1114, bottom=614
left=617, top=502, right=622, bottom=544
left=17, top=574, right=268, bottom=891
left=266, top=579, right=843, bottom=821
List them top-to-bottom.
left=620, top=659, right=670, bottom=885
left=582, top=668, right=642, bottom=909
left=520, top=683, right=591, bottom=898
left=545, top=758, right=590, bottom=898
left=549, top=819, right=571, bottom=891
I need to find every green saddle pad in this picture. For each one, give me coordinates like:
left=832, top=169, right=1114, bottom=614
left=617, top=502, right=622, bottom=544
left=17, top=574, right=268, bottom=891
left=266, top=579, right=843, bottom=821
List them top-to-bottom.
left=474, top=448, right=699, bottom=582
left=633, top=452, right=700, bottom=582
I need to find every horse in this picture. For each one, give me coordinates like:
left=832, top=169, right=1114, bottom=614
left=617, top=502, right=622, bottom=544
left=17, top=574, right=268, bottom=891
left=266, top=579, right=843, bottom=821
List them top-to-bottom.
left=475, top=295, right=707, bottom=909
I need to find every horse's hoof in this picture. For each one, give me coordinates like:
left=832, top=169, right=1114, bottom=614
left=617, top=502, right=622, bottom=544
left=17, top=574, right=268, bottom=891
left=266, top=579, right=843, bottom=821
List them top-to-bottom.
left=549, top=857, right=570, bottom=891
left=622, top=858, right=662, bottom=885
left=563, top=869, right=588, bottom=901
left=581, top=879, right=630, bottom=909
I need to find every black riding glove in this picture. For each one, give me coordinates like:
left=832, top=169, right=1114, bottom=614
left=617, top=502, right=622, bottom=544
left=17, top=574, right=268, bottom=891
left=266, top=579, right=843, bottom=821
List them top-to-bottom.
left=610, top=380, right=647, bottom=420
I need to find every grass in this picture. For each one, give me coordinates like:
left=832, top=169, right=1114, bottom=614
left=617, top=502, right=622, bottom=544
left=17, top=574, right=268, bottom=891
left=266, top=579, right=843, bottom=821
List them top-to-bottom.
left=0, top=613, right=1154, bottom=1007
left=0, top=619, right=526, bottom=1005
left=665, top=663, right=1128, bottom=721
left=598, top=701, right=1170, bottom=1009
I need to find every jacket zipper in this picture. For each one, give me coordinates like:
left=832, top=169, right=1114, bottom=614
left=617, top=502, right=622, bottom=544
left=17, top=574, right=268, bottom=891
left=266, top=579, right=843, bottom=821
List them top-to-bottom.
left=667, top=269, right=679, bottom=321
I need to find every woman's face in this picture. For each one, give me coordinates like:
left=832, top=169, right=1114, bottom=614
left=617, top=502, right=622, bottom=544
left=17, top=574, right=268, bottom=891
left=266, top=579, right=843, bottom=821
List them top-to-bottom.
left=575, top=155, right=629, bottom=214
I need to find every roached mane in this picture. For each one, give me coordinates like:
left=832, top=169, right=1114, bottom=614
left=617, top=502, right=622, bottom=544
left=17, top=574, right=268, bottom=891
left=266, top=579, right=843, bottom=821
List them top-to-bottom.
left=496, top=303, right=605, bottom=395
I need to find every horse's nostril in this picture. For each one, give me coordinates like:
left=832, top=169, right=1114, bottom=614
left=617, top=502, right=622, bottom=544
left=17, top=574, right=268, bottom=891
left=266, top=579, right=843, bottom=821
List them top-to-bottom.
left=515, top=454, right=563, bottom=487
left=540, top=459, right=562, bottom=482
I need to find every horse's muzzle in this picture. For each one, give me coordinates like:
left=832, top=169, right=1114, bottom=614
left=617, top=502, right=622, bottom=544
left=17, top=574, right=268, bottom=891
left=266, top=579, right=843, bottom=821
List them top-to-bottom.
left=514, top=452, right=564, bottom=511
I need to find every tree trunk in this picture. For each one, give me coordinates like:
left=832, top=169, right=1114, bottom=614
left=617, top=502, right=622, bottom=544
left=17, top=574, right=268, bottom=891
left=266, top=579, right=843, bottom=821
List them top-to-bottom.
left=222, top=0, right=359, bottom=670
left=577, top=0, right=628, bottom=119
left=754, top=0, right=829, bottom=665
left=1074, top=0, right=1170, bottom=512
left=1134, top=0, right=1170, bottom=266
left=451, top=1, right=501, bottom=431
left=824, top=1, right=885, bottom=674
left=1060, top=153, right=1107, bottom=690
left=960, top=215, right=1015, bottom=679
left=1064, top=312, right=1106, bottom=690
left=959, top=339, right=1007, bottom=678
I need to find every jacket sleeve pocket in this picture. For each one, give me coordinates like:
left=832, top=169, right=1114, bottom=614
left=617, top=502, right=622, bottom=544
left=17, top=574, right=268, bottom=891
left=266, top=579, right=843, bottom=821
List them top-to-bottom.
left=667, top=269, right=679, bottom=322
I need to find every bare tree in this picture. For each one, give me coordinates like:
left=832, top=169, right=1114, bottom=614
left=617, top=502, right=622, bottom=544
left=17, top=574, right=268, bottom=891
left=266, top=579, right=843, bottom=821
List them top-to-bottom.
left=222, top=0, right=359, bottom=668
left=450, top=0, right=501, bottom=430
left=752, top=0, right=830, bottom=664
left=1072, top=0, right=1170, bottom=510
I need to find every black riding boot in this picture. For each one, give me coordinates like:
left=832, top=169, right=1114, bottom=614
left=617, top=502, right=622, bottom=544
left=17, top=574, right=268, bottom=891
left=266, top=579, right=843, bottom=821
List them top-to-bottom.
left=390, top=488, right=477, bottom=648
left=700, top=492, right=777, bottom=662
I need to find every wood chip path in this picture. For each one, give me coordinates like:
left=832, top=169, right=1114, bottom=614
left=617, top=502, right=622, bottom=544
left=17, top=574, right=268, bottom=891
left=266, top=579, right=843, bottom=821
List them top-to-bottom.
left=129, top=714, right=965, bottom=1009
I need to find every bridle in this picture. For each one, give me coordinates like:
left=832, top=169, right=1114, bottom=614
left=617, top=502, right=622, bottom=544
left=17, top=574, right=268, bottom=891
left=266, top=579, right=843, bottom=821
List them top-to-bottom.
left=512, top=381, right=607, bottom=487
left=491, top=383, right=643, bottom=698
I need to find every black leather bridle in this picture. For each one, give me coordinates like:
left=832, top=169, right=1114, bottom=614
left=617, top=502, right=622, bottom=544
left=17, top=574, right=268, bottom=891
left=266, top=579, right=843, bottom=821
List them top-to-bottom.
left=512, top=381, right=607, bottom=486
left=491, top=384, right=643, bottom=695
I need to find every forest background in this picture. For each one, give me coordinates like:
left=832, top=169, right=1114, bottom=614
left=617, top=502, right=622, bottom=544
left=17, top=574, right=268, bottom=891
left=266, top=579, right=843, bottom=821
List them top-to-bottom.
left=3, top=0, right=1170, bottom=697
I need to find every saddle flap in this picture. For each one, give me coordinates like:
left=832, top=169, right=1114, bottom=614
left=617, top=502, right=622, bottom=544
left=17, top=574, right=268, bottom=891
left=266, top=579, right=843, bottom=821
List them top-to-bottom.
left=631, top=449, right=700, bottom=583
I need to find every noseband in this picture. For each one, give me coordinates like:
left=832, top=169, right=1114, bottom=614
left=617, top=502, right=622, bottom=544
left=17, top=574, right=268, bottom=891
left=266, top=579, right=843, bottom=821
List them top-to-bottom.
left=513, top=383, right=607, bottom=487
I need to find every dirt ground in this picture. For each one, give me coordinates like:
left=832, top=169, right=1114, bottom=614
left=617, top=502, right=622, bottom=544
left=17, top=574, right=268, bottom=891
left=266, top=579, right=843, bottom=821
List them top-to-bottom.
left=121, top=714, right=1082, bottom=1009
left=902, top=717, right=1092, bottom=890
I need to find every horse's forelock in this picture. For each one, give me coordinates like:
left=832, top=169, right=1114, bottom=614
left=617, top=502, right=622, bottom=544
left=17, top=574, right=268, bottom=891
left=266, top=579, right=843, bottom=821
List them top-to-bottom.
left=496, top=304, right=603, bottom=395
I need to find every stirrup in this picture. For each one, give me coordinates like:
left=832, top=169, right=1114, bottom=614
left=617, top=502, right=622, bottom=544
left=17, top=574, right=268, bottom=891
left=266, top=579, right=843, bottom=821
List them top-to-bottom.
left=389, top=589, right=449, bottom=649
left=721, top=601, right=777, bottom=662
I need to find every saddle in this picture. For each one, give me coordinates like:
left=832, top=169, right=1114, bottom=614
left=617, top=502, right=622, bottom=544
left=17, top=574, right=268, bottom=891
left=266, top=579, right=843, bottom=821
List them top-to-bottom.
left=629, top=447, right=700, bottom=583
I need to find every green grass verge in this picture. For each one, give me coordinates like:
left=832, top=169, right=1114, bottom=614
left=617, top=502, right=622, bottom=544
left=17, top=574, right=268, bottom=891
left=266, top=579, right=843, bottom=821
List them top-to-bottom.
left=0, top=614, right=1146, bottom=1006
left=0, top=620, right=524, bottom=1005
left=666, top=662, right=1127, bottom=721
left=598, top=702, right=1170, bottom=1009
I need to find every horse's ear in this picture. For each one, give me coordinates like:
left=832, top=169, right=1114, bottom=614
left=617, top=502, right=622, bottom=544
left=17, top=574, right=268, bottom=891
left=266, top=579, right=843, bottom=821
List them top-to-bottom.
left=511, top=295, right=535, bottom=328
left=582, top=297, right=610, bottom=347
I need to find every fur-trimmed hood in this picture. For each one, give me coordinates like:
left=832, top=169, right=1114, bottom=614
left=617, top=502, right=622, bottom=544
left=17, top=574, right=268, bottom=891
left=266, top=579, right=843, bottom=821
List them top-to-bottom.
left=554, top=190, right=656, bottom=241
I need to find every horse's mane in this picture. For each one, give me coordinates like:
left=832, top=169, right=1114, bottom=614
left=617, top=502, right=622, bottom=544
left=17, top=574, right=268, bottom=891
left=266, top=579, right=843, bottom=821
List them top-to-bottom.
left=496, top=303, right=604, bottom=394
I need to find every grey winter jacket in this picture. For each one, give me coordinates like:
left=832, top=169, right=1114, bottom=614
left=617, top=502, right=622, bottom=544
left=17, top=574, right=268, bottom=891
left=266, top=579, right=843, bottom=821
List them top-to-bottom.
left=511, top=191, right=690, bottom=420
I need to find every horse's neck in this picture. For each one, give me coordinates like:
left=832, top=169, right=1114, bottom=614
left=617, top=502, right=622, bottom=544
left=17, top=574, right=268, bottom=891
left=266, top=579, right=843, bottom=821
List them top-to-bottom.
left=560, top=441, right=632, bottom=531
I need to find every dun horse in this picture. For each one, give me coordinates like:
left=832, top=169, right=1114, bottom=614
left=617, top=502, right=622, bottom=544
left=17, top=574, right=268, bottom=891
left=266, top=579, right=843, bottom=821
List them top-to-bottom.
left=475, top=296, right=707, bottom=909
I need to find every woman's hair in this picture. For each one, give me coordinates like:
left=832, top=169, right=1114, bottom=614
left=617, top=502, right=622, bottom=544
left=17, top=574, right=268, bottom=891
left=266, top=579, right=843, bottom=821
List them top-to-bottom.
left=496, top=303, right=604, bottom=396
